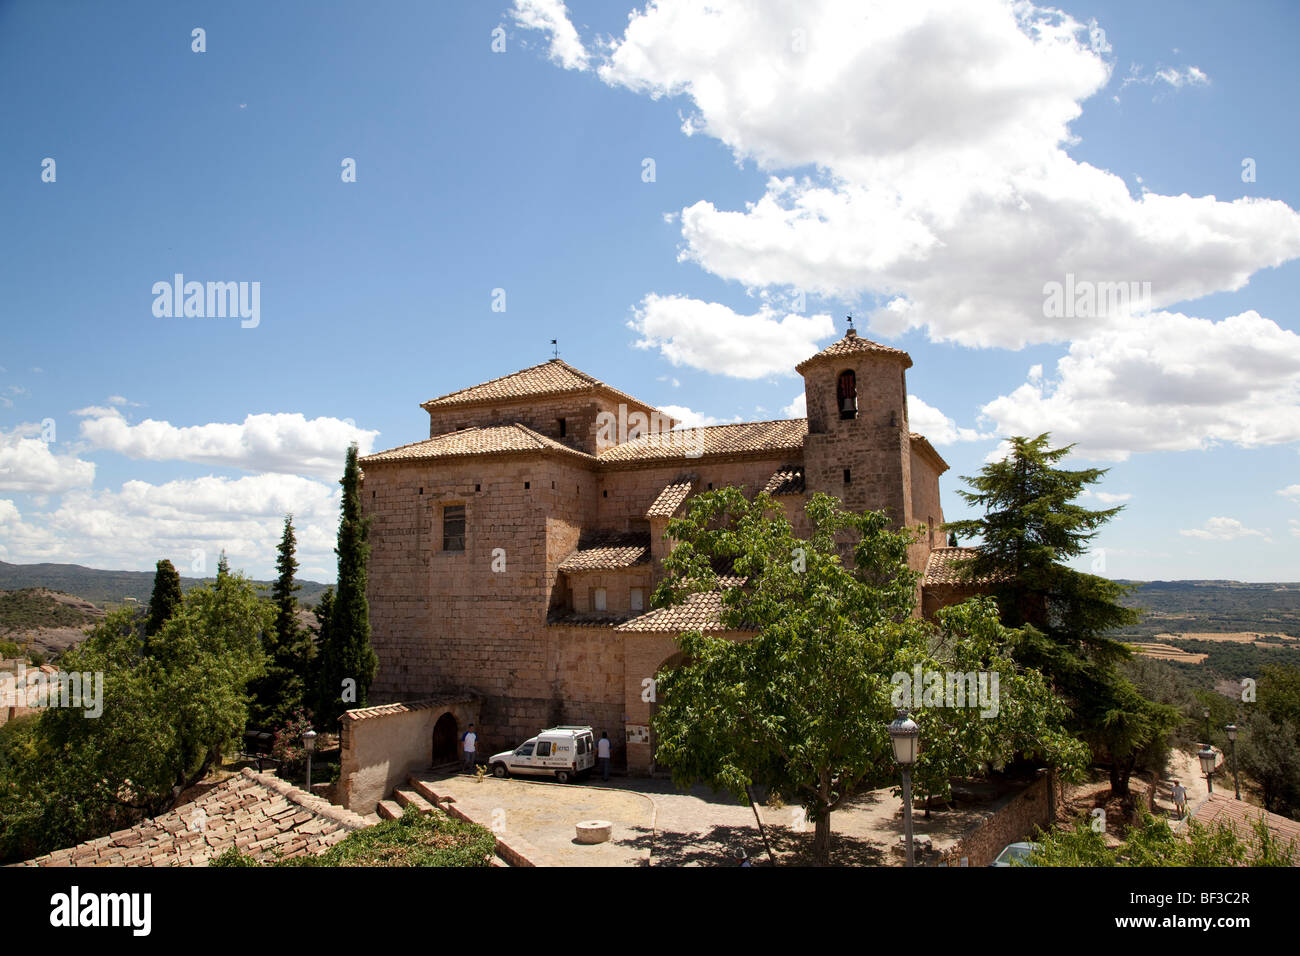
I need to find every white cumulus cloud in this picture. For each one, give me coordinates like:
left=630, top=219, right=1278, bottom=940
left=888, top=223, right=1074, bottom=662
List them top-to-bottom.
left=629, top=294, right=835, bottom=379
left=979, top=311, right=1300, bottom=460
left=76, top=409, right=379, bottom=478
left=1180, top=517, right=1267, bottom=541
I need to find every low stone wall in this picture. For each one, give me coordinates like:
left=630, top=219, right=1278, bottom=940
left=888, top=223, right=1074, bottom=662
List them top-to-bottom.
left=337, top=696, right=480, bottom=814
left=940, top=770, right=1052, bottom=867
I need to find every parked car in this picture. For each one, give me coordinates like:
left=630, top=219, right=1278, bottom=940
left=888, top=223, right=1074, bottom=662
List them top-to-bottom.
left=488, top=725, right=596, bottom=783
left=989, top=841, right=1041, bottom=867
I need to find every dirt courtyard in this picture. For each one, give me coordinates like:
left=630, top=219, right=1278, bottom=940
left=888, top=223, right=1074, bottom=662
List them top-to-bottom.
left=414, top=769, right=1036, bottom=866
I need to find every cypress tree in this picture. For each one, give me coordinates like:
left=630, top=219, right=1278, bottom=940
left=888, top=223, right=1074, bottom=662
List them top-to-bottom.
left=316, top=445, right=378, bottom=725
left=250, top=516, right=314, bottom=727
left=216, top=549, right=230, bottom=582
left=144, top=558, right=183, bottom=654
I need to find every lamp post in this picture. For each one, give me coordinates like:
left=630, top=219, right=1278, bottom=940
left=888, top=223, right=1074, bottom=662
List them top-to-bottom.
left=1202, top=707, right=1211, bottom=741
left=888, top=709, right=920, bottom=867
left=1225, top=724, right=1241, bottom=800
left=302, top=729, right=317, bottom=792
left=1197, top=743, right=1217, bottom=796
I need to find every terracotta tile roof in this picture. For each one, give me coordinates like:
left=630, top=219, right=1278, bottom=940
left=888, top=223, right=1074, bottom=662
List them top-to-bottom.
left=795, top=329, right=912, bottom=373
left=421, top=359, right=666, bottom=418
left=599, top=419, right=807, bottom=464
left=361, top=423, right=596, bottom=465
left=909, top=433, right=950, bottom=473
left=763, top=465, right=805, bottom=496
left=645, top=475, right=696, bottom=518
left=558, top=531, right=651, bottom=572
left=923, top=547, right=1000, bottom=587
left=615, top=577, right=752, bottom=634
left=342, top=694, right=476, bottom=723
left=20, top=769, right=369, bottom=867
left=1191, top=793, right=1300, bottom=863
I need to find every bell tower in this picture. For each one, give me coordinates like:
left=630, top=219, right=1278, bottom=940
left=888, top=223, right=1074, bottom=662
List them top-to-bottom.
left=797, top=324, right=913, bottom=528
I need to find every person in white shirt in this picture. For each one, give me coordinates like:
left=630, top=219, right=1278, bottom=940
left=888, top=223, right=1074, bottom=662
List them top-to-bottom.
left=462, top=724, right=477, bottom=773
left=597, top=731, right=611, bottom=781
left=1171, top=780, right=1187, bottom=819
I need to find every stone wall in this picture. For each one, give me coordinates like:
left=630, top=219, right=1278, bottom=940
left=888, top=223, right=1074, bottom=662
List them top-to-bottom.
left=337, top=697, right=480, bottom=814
left=940, top=770, right=1053, bottom=867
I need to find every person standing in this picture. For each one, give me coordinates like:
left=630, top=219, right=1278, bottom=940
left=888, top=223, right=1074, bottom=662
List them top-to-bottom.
left=462, top=724, right=477, bottom=773
left=597, top=731, right=611, bottom=782
left=1171, top=779, right=1187, bottom=819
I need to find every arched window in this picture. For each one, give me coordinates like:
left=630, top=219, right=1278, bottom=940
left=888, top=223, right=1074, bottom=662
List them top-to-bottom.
left=837, top=370, right=857, bottom=419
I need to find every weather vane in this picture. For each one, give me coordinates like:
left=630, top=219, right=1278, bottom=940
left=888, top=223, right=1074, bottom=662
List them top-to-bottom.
left=846, top=313, right=855, bottom=331
left=551, top=338, right=559, bottom=359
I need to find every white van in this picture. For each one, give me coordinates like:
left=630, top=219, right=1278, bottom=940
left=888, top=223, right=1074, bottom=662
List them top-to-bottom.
left=488, top=725, right=596, bottom=783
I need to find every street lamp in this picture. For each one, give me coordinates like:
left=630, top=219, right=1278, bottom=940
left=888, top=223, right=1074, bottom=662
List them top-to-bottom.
left=1202, top=707, right=1211, bottom=741
left=888, top=709, right=920, bottom=867
left=1225, top=724, right=1241, bottom=800
left=302, top=729, right=318, bottom=792
left=1197, top=743, right=1217, bottom=796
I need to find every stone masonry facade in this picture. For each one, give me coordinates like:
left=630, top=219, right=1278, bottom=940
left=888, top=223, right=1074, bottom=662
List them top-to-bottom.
left=360, top=330, right=968, bottom=773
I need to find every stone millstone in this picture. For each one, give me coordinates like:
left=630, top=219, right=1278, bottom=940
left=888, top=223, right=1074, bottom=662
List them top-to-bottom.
left=575, top=820, right=612, bottom=844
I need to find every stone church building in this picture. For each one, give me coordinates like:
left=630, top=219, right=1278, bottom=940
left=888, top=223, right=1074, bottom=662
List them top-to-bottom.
left=359, top=329, right=972, bottom=773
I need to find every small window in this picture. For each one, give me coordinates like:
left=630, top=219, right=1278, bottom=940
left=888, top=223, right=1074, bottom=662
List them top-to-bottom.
left=838, top=370, right=858, bottom=419
left=558, top=417, right=567, bottom=437
left=843, top=469, right=851, bottom=483
left=524, top=481, right=530, bottom=489
left=475, top=484, right=480, bottom=492
left=418, top=487, right=423, bottom=495
left=603, top=489, right=608, bottom=498
left=442, top=504, right=466, bottom=552
left=630, top=587, right=645, bottom=612
left=593, top=588, right=607, bottom=612
left=536, top=741, right=552, bottom=757
left=516, top=742, right=534, bottom=756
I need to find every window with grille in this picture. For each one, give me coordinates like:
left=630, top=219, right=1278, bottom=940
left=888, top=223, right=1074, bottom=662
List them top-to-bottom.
left=442, top=504, right=465, bottom=552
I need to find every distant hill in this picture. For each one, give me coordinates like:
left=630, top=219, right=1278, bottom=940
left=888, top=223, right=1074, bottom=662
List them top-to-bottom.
left=0, top=560, right=332, bottom=609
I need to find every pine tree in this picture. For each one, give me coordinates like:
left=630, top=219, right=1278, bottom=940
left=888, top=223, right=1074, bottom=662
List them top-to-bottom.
left=944, top=433, right=1178, bottom=795
left=315, top=445, right=378, bottom=725
left=216, top=550, right=230, bottom=582
left=144, top=559, right=183, bottom=654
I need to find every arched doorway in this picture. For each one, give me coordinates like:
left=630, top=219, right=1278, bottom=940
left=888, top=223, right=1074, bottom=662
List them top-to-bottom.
left=431, top=712, right=459, bottom=766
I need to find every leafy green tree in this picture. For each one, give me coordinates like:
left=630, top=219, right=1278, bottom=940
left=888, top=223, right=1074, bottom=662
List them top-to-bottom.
left=944, top=434, right=1173, bottom=796
left=315, top=445, right=378, bottom=726
left=651, top=489, right=1085, bottom=864
left=249, top=516, right=315, bottom=727
left=144, top=558, right=183, bottom=651
left=0, top=574, right=271, bottom=862
left=1237, top=714, right=1300, bottom=817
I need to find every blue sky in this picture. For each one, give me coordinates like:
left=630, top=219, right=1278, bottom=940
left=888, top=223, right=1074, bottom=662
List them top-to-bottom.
left=1, top=0, right=1298, bottom=582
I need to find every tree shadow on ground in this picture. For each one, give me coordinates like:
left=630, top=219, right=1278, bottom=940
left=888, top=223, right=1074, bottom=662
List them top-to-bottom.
left=615, top=822, right=890, bottom=867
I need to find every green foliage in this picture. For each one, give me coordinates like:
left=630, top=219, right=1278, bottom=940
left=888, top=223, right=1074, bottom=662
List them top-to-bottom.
left=942, top=434, right=1174, bottom=796
left=944, top=434, right=1136, bottom=661
left=315, top=446, right=378, bottom=726
left=651, top=489, right=1084, bottom=863
left=249, top=516, right=315, bottom=727
left=144, top=559, right=183, bottom=648
left=0, top=575, right=272, bottom=863
left=0, top=638, right=20, bottom=658
left=270, top=708, right=316, bottom=780
left=1237, top=713, right=1300, bottom=817
left=214, top=807, right=495, bottom=867
left=1030, top=809, right=1298, bottom=867
left=209, top=845, right=259, bottom=867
